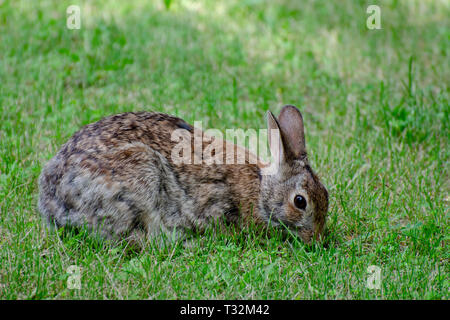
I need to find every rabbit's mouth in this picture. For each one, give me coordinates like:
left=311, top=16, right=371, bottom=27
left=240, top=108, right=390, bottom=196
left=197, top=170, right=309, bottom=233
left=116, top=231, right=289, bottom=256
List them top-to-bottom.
left=270, top=218, right=315, bottom=243
left=286, top=224, right=315, bottom=243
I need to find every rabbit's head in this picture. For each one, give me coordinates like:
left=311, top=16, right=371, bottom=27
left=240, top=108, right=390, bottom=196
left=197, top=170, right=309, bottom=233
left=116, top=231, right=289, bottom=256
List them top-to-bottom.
left=259, top=105, right=328, bottom=243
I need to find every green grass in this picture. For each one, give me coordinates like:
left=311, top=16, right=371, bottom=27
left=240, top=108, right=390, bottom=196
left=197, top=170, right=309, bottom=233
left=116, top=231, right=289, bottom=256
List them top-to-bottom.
left=0, top=0, right=448, bottom=299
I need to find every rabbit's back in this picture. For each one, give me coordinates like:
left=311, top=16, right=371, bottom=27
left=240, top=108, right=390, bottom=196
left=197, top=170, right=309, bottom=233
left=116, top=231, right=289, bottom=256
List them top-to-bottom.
left=38, top=112, right=254, bottom=241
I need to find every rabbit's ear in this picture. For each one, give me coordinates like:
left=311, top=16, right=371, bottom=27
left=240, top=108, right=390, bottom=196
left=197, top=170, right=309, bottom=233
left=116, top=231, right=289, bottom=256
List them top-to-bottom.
left=277, top=105, right=306, bottom=160
left=266, top=110, right=285, bottom=167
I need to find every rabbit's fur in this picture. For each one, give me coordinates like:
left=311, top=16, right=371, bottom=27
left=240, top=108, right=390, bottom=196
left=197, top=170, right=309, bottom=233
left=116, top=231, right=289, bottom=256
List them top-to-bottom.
left=38, top=105, right=328, bottom=244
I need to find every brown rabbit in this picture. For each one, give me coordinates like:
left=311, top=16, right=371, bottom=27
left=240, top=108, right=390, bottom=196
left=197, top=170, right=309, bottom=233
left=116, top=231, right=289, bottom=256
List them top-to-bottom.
left=38, top=105, right=328, bottom=244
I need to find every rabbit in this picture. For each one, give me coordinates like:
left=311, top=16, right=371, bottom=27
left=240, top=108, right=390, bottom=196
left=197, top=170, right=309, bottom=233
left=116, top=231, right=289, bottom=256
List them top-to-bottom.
left=38, top=105, right=329, bottom=245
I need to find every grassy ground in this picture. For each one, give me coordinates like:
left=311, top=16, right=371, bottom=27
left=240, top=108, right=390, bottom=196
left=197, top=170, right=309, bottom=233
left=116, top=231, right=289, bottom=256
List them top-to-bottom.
left=0, top=0, right=448, bottom=299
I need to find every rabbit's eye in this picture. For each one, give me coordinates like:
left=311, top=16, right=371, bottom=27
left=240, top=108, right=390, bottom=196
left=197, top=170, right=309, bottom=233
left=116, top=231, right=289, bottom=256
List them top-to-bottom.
left=294, top=195, right=307, bottom=210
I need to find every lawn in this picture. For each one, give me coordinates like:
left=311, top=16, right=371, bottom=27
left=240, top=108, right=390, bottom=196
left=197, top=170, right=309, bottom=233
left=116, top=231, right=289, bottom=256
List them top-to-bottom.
left=0, top=0, right=448, bottom=299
